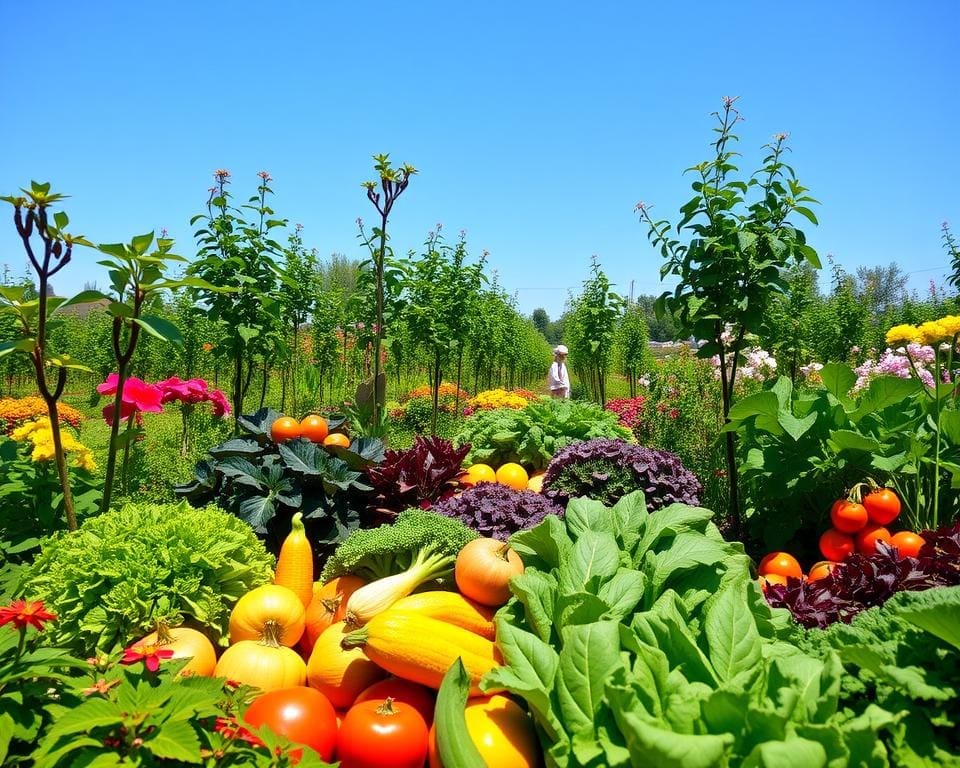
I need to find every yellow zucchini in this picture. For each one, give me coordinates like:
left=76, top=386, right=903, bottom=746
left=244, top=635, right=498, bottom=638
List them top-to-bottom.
left=390, top=591, right=496, bottom=640
left=341, top=610, right=502, bottom=696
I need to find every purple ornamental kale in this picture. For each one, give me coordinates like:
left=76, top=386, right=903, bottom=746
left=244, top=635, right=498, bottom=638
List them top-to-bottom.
left=541, top=437, right=701, bottom=510
left=431, top=482, right=564, bottom=540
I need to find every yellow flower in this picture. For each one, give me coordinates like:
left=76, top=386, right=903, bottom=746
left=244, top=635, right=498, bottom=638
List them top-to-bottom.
left=938, top=314, right=960, bottom=338
left=918, top=320, right=948, bottom=346
left=885, top=324, right=920, bottom=346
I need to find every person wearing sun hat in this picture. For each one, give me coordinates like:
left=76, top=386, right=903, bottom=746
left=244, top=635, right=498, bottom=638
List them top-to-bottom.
left=548, top=344, right=570, bottom=398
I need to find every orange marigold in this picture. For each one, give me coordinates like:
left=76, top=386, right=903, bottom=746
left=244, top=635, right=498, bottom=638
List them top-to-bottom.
left=400, top=383, right=471, bottom=403
left=0, top=396, right=83, bottom=435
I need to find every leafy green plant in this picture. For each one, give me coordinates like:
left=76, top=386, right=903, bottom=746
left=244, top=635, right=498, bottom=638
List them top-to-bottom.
left=638, top=97, right=821, bottom=536
left=614, top=302, right=653, bottom=398
left=726, top=363, right=958, bottom=554
left=456, top=397, right=632, bottom=470
left=175, top=407, right=384, bottom=563
left=487, top=492, right=890, bottom=767
left=20, top=501, right=274, bottom=654
left=0, top=599, right=86, bottom=764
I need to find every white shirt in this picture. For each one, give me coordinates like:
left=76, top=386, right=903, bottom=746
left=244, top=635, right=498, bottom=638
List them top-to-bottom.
left=548, top=358, right=570, bottom=397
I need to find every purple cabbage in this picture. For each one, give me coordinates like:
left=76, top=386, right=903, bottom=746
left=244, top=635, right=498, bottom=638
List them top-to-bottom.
left=541, top=437, right=702, bottom=510
left=432, top=483, right=564, bottom=540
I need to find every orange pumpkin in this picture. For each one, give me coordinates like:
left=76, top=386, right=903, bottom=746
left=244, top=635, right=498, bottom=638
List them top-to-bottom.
left=455, top=538, right=524, bottom=607
left=229, top=584, right=306, bottom=647
left=214, top=638, right=306, bottom=691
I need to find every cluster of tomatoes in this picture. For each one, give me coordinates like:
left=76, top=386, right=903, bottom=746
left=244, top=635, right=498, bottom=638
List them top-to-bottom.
left=270, top=413, right=351, bottom=448
left=758, top=485, right=926, bottom=590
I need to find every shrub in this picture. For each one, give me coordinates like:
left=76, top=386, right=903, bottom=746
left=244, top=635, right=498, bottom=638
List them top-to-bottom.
left=465, top=388, right=536, bottom=413
left=0, top=396, right=83, bottom=435
left=541, top=437, right=702, bottom=510
left=432, top=483, right=563, bottom=540
left=20, top=501, right=274, bottom=654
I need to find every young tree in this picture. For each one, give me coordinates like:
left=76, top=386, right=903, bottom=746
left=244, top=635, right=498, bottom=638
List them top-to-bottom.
left=638, top=98, right=820, bottom=536
left=615, top=302, right=653, bottom=397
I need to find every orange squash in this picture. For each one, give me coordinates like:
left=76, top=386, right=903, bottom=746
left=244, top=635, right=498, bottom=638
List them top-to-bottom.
left=300, top=575, right=365, bottom=656
left=229, top=584, right=306, bottom=647
left=306, top=620, right=386, bottom=709
left=133, top=623, right=217, bottom=677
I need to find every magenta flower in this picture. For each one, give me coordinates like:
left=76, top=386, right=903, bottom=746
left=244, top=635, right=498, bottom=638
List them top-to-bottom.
left=99, top=374, right=164, bottom=426
left=208, top=389, right=231, bottom=417
left=120, top=642, right=174, bottom=672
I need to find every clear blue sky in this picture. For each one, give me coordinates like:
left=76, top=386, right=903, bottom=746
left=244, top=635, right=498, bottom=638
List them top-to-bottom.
left=2, top=1, right=957, bottom=320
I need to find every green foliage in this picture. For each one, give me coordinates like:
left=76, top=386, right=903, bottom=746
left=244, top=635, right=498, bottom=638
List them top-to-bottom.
left=640, top=98, right=820, bottom=532
left=189, top=171, right=286, bottom=427
left=564, top=257, right=625, bottom=405
left=614, top=302, right=653, bottom=397
left=726, top=364, right=960, bottom=556
left=456, top=397, right=632, bottom=471
left=175, top=407, right=382, bottom=565
left=0, top=435, right=101, bottom=564
left=489, top=492, right=888, bottom=766
left=21, top=501, right=274, bottom=654
left=319, top=508, right=478, bottom=583
left=800, top=586, right=960, bottom=764
left=0, top=610, right=87, bottom=764
left=30, top=659, right=333, bottom=767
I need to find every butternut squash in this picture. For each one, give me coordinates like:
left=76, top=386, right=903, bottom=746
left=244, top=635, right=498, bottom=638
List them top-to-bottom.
left=390, top=591, right=496, bottom=640
left=340, top=610, right=502, bottom=696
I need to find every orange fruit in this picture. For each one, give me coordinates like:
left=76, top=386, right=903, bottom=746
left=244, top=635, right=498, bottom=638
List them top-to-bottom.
left=299, top=414, right=329, bottom=443
left=271, top=416, right=302, bottom=443
left=322, top=433, right=351, bottom=448
left=495, top=463, right=529, bottom=491
left=461, top=464, right=496, bottom=488
left=830, top=501, right=868, bottom=533
left=856, top=524, right=891, bottom=554
left=819, top=528, right=856, bottom=562
left=889, top=530, right=925, bottom=558
left=757, top=551, right=803, bottom=580
left=807, top=561, right=837, bottom=582
left=758, top=573, right=788, bottom=592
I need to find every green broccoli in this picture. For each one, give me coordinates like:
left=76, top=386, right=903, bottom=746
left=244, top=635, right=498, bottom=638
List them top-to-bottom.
left=319, top=508, right=478, bottom=583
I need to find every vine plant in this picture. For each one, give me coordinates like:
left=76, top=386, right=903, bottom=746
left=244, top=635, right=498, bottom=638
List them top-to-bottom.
left=638, top=97, right=820, bottom=535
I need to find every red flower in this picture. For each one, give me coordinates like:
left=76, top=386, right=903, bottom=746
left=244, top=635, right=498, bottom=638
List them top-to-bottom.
left=0, top=599, right=56, bottom=631
left=120, top=641, right=175, bottom=672
left=81, top=677, right=121, bottom=696
left=214, top=717, right=264, bottom=747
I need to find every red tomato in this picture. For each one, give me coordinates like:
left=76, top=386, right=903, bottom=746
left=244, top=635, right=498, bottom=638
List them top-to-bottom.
left=863, top=488, right=901, bottom=526
left=830, top=501, right=868, bottom=533
left=856, top=524, right=891, bottom=554
left=819, top=528, right=856, bottom=562
left=890, top=530, right=925, bottom=558
left=757, top=551, right=803, bottom=580
left=354, top=677, right=437, bottom=726
left=243, top=687, right=337, bottom=762
left=337, top=698, right=429, bottom=768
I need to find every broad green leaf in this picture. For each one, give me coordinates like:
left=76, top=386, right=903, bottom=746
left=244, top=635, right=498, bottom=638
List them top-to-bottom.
left=131, top=232, right=155, bottom=254
left=133, top=315, right=183, bottom=345
left=237, top=325, right=260, bottom=343
left=0, top=338, right=36, bottom=358
left=46, top=354, right=93, bottom=372
left=821, top=363, right=856, bottom=401
left=852, top=375, right=922, bottom=419
left=727, top=391, right=780, bottom=422
left=776, top=410, right=818, bottom=441
left=938, top=410, right=960, bottom=444
left=828, top=430, right=882, bottom=453
left=564, top=496, right=616, bottom=539
left=635, top=503, right=715, bottom=559
left=510, top=515, right=574, bottom=572
left=558, top=530, right=620, bottom=594
left=648, top=532, right=732, bottom=597
left=599, top=568, right=645, bottom=620
left=509, top=570, right=557, bottom=643
left=703, top=576, right=763, bottom=682
left=890, top=585, right=960, bottom=651
left=554, top=592, right=611, bottom=628
left=483, top=619, right=563, bottom=741
left=555, top=621, right=623, bottom=733
left=0, top=711, right=12, bottom=763
left=613, top=712, right=734, bottom=768
left=741, top=735, right=827, bottom=768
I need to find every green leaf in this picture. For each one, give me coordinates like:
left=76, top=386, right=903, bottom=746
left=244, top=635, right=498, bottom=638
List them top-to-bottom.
left=53, top=211, right=68, bottom=229
left=131, top=232, right=155, bottom=254
left=52, top=289, right=109, bottom=314
left=133, top=315, right=183, bottom=344
left=237, top=325, right=260, bottom=343
left=0, top=338, right=36, bottom=359
left=821, top=363, right=856, bottom=401
left=852, top=375, right=922, bottom=419
left=727, top=391, right=780, bottom=422
left=776, top=410, right=818, bottom=441
left=938, top=410, right=960, bottom=444
left=828, top=430, right=882, bottom=453
left=509, top=515, right=574, bottom=572
left=558, top=530, right=620, bottom=594
left=648, top=532, right=733, bottom=597
left=598, top=568, right=645, bottom=620
left=510, top=570, right=557, bottom=643
left=703, top=576, right=763, bottom=682
left=890, top=585, right=960, bottom=651
left=555, top=620, right=623, bottom=733
left=435, top=659, right=488, bottom=768
left=0, top=711, right=13, bottom=763
left=613, top=713, right=734, bottom=768
left=145, top=719, right=202, bottom=763
left=741, top=735, right=827, bottom=768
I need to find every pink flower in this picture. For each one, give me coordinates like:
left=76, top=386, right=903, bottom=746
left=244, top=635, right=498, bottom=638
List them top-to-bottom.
left=99, top=374, right=164, bottom=426
left=157, top=376, right=207, bottom=404
left=208, top=389, right=231, bottom=418
left=120, top=642, right=174, bottom=672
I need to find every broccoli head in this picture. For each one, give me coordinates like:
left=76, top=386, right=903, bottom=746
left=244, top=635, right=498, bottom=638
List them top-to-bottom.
left=320, top=508, right=478, bottom=583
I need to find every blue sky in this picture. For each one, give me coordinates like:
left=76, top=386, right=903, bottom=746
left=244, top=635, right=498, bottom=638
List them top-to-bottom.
left=2, top=1, right=957, bottom=320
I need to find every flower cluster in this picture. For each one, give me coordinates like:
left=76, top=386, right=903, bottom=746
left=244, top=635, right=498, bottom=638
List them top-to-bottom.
left=886, top=314, right=960, bottom=347
left=853, top=343, right=938, bottom=392
left=711, top=346, right=778, bottom=382
left=799, top=361, right=824, bottom=385
left=97, top=373, right=230, bottom=425
left=401, top=383, right=471, bottom=403
left=465, top=388, right=535, bottom=413
left=0, top=396, right=83, bottom=435
left=605, top=396, right=647, bottom=431
left=10, top=417, right=96, bottom=471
